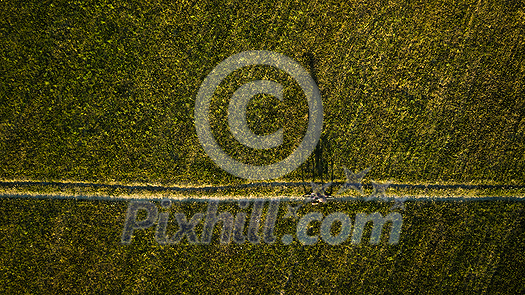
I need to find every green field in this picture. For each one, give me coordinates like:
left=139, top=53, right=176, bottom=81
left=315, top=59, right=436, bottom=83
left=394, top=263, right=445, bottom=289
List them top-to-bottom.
left=1, top=0, right=524, bottom=293
left=2, top=0, right=524, bottom=184
left=1, top=198, right=524, bottom=294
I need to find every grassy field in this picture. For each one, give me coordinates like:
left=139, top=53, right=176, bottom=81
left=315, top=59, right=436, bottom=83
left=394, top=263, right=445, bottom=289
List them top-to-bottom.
left=1, top=0, right=524, bottom=293
left=1, top=0, right=524, bottom=184
left=1, top=198, right=524, bottom=294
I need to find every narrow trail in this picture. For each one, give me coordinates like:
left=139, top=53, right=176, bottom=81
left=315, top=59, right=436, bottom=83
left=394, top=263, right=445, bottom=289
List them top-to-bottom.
left=1, top=180, right=524, bottom=202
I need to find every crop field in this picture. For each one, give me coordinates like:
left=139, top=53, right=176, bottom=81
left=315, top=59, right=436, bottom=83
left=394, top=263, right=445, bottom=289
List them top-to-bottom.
left=1, top=0, right=524, bottom=293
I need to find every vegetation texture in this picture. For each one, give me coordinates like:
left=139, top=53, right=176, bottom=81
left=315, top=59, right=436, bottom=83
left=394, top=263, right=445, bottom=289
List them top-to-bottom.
left=1, top=0, right=524, bottom=293
left=1, top=0, right=524, bottom=184
left=0, top=199, right=524, bottom=294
